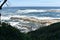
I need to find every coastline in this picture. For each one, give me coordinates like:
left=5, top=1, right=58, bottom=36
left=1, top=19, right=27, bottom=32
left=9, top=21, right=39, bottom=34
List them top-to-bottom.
left=11, top=17, right=60, bottom=26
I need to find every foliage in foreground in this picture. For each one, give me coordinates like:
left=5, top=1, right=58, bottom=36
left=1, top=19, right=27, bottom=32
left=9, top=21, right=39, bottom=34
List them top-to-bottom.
left=0, top=22, right=60, bottom=40
left=0, top=22, right=30, bottom=40
left=28, top=22, right=60, bottom=40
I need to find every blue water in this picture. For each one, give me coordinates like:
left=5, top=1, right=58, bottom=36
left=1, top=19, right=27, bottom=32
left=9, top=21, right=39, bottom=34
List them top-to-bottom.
left=1, top=7, right=60, bottom=18
left=1, top=7, right=60, bottom=33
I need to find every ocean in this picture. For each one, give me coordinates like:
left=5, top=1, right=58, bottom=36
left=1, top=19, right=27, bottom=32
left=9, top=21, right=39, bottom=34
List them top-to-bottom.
left=1, top=7, right=60, bottom=33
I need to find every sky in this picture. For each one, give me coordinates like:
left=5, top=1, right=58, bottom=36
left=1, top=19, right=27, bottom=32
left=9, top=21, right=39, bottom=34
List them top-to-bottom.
left=0, top=0, right=60, bottom=7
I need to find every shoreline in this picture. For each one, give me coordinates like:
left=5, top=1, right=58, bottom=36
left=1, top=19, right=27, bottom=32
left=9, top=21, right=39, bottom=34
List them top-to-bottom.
left=10, top=17, right=60, bottom=26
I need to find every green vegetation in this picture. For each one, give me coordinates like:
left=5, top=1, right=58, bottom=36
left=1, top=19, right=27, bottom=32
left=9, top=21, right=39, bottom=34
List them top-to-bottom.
left=0, top=22, right=60, bottom=40
left=0, top=22, right=30, bottom=40
left=28, top=22, right=60, bottom=40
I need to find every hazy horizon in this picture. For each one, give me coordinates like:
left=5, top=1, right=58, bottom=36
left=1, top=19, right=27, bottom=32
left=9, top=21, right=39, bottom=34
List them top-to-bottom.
left=0, top=0, right=60, bottom=7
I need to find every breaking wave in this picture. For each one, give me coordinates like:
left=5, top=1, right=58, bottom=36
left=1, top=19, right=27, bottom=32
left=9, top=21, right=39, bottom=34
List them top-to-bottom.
left=1, top=8, right=60, bottom=33
left=16, top=9, right=60, bottom=14
left=16, top=9, right=47, bottom=13
left=1, top=14, right=60, bottom=33
left=1, top=15, right=60, bottom=20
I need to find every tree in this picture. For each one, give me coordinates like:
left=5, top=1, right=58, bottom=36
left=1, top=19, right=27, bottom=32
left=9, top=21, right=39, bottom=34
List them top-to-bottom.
left=0, top=0, right=7, bottom=9
left=0, top=22, right=26, bottom=40
left=28, top=22, right=60, bottom=40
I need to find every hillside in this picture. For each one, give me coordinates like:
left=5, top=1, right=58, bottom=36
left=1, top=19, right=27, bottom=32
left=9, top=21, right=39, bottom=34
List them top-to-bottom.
left=0, top=22, right=60, bottom=40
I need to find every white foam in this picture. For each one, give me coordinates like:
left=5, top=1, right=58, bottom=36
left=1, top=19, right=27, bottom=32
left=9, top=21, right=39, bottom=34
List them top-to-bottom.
left=16, top=9, right=47, bottom=13
left=16, top=9, right=60, bottom=14
left=1, top=15, right=60, bottom=21
left=1, top=15, right=60, bottom=33
left=1, top=15, right=28, bottom=20
left=10, top=15, right=55, bottom=20
left=10, top=15, right=29, bottom=18
left=1, top=16, right=11, bottom=20
left=28, top=16, right=60, bottom=20
left=31, top=16, right=60, bottom=20
left=9, top=22, right=19, bottom=26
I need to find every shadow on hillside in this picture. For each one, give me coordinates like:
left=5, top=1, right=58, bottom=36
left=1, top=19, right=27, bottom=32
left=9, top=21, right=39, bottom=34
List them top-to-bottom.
left=0, top=22, right=60, bottom=40
left=28, top=22, right=60, bottom=40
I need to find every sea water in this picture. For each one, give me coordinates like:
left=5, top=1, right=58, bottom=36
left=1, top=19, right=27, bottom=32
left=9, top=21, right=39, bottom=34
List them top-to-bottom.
left=1, top=7, right=60, bottom=33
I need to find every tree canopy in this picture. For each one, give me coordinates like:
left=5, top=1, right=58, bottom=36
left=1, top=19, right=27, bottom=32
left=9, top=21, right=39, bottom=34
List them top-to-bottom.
left=0, top=22, right=60, bottom=40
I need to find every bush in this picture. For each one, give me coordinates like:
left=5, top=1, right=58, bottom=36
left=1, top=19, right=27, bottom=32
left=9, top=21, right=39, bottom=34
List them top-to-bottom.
left=0, top=22, right=28, bottom=40
left=1, top=22, right=60, bottom=40
left=28, top=22, right=60, bottom=40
